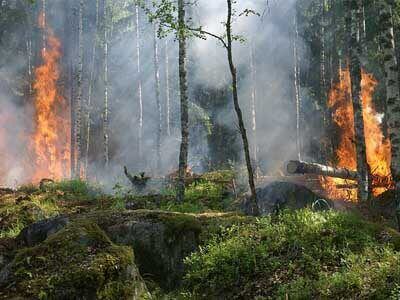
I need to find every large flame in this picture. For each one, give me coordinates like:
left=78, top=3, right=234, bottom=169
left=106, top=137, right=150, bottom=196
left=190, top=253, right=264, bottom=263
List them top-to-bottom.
left=31, top=11, right=71, bottom=182
left=321, top=68, right=393, bottom=201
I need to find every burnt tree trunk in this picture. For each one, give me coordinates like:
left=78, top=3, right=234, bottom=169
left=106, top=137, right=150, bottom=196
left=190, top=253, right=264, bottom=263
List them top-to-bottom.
left=347, top=0, right=370, bottom=202
left=286, top=160, right=358, bottom=180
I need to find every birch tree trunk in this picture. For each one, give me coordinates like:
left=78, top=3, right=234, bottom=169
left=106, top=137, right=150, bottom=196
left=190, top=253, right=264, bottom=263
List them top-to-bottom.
left=42, top=0, right=46, bottom=51
left=75, top=0, right=84, bottom=177
left=84, top=0, right=99, bottom=174
left=103, top=0, right=109, bottom=168
left=176, top=0, right=190, bottom=203
left=226, top=0, right=259, bottom=215
left=347, top=0, right=370, bottom=202
left=358, top=0, right=367, bottom=51
left=378, top=1, right=400, bottom=200
left=135, top=4, right=143, bottom=158
left=293, top=13, right=302, bottom=161
left=153, top=23, right=162, bottom=170
left=165, top=39, right=171, bottom=136
left=249, top=42, right=259, bottom=175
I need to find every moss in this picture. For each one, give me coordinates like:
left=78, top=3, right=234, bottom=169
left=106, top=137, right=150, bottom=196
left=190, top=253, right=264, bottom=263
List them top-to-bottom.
left=0, top=199, right=59, bottom=238
left=1, top=220, right=147, bottom=300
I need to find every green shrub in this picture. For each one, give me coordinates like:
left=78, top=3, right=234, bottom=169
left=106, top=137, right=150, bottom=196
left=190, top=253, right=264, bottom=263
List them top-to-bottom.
left=184, top=209, right=400, bottom=299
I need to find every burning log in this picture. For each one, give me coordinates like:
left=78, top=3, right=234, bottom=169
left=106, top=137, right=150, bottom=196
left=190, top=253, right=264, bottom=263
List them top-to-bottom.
left=286, top=160, right=358, bottom=181
left=286, top=160, right=393, bottom=190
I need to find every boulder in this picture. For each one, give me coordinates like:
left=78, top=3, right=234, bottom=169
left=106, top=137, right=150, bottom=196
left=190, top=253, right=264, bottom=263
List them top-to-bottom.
left=243, top=182, right=329, bottom=216
left=88, top=210, right=202, bottom=291
left=17, top=216, right=70, bottom=247
left=0, top=220, right=150, bottom=300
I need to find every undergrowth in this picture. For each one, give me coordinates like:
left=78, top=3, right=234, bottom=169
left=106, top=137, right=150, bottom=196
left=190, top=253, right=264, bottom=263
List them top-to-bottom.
left=183, top=209, right=400, bottom=299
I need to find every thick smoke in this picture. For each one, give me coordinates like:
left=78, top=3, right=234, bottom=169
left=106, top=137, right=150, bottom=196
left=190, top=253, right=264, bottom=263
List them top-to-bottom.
left=0, top=0, right=311, bottom=189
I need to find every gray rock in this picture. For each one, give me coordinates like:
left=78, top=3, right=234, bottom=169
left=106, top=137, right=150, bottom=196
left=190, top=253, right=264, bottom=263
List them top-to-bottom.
left=243, top=182, right=327, bottom=216
left=91, top=211, right=201, bottom=291
left=17, top=216, right=69, bottom=247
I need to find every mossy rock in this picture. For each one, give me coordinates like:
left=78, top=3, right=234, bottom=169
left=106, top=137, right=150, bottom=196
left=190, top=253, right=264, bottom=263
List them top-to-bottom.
left=242, top=182, right=324, bottom=216
left=81, top=210, right=251, bottom=291
left=84, top=210, right=201, bottom=291
left=0, top=220, right=149, bottom=300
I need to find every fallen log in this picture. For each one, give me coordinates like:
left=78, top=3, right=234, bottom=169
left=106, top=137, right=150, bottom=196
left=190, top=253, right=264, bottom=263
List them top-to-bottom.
left=286, top=160, right=358, bottom=181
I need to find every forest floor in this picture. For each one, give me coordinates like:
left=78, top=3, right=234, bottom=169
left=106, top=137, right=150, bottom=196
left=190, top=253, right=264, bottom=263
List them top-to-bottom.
left=0, top=173, right=400, bottom=299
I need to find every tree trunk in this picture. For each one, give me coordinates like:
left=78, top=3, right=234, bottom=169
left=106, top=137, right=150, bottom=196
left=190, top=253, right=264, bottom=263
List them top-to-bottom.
left=42, top=0, right=46, bottom=51
left=75, top=0, right=84, bottom=178
left=84, top=0, right=99, bottom=175
left=103, top=0, right=109, bottom=168
left=176, top=0, right=190, bottom=203
left=226, top=0, right=259, bottom=215
left=347, top=0, right=370, bottom=202
left=358, top=0, right=367, bottom=51
left=378, top=1, right=400, bottom=218
left=135, top=4, right=144, bottom=158
left=293, top=12, right=302, bottom=161
left=153, top=23, right=162, bottom=170
left=165, top=39, right=171, bottom=136
left=249, top=42, right=259, bottom=174
left=286, top=160, right=358, bottom=180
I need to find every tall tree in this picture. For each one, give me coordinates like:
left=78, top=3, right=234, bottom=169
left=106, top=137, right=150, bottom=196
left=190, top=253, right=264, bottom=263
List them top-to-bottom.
left=75, top=0, right=84, bottom=177
left=84, top=0, right=100, bottom=174
left=103, top=0, right=109, bottom=168
left=176, top=0, right=190, bottom=203
left=226, top=0, right=259, bottom=215
left=347, top=0, right=370, bottom=202
left=378, top=0, right=400, bottom=211
left=135, top=3, right=144, bottom=158
left=293, top=12, right=303, bottom=161
left=153, top=22, right=162, bottom=170
left=165, top=38, right=171, bottom=136
left=249, top=42, right=259, bottom=173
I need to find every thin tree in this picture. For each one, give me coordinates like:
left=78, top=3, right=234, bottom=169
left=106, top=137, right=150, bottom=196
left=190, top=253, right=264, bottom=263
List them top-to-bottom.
left=75, top=0, right=84, bottom=177
left=84, top=0, right=100, bottom=174
left=103, top=0, right=110, bottom=168
left=176, top=0, right=190, bottom=203
left=225, top=0, right=259, bottom=215
left=347, top=0, right=370, bottom=202
left=135, top=3, right=144, bottom=158
left=293, top=12, right=302, bottom=161
left=153, top=22, right=162, bottom=170
left=165, top=38, right=171, bottom=136
left=249, top=41, right=259, bottom=174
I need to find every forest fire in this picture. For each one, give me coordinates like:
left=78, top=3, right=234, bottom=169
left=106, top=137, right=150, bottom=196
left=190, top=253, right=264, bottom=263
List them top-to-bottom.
left=31, top=12, right=71, bottom=182
left=321, top=68, right=393, bottom=201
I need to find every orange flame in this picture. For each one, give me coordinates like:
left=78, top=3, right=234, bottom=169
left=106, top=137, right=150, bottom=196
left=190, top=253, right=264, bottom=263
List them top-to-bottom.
left=31, top=12, right=71, bottom=182
left=321, top=68, right=393, bottom=201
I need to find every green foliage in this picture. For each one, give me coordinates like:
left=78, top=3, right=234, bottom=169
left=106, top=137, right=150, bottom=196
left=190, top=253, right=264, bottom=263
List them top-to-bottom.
left=45, top=179, right=100, bottom=197
left=0, top=199, right=59, bottom=239
left=184, top=209, right=400, bottom=299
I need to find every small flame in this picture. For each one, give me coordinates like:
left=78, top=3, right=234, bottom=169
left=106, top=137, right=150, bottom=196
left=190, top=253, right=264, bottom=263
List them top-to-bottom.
left=321, top=68, right=393, bottom=201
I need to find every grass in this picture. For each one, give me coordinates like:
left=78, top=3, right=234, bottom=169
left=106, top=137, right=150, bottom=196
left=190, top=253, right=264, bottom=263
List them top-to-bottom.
left=183, top=209, right=400, bottom=299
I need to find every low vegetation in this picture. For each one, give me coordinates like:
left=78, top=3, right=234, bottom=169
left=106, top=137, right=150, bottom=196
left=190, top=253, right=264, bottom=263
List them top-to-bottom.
left=1, top=174, right=400, bottom=299
left=183, top=209, right=400, bottom=299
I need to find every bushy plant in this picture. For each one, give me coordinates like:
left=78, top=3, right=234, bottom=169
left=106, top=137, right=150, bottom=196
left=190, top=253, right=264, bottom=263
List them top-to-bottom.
left=184, top=209, right=400, bottom=299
